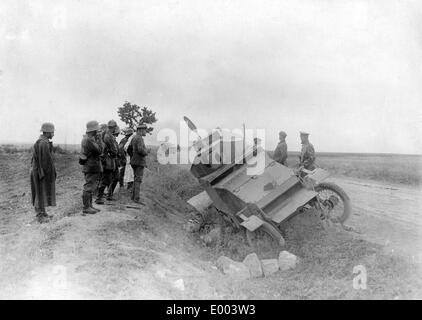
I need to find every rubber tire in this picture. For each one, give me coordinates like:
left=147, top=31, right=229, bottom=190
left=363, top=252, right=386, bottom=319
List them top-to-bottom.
left=314, top=182, right=352, bottom=223
left=246, top=221, right=285, bottom=248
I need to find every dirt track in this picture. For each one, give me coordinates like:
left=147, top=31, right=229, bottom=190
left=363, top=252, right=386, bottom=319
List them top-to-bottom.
left=0, top=153, right=421, bottom=299
left=330, top=177, right=422, bottom=261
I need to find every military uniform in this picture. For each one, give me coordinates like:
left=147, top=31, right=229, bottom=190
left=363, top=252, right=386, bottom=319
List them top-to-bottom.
left=129, top=128, right=148, bottom=202
left=96, top=129, right=118, bottom=203
left=81, top=131, right=103, bottom=213
left=108, top=132, right=121, bottom=200
left=30, top=134, right=56, bottom=220
left=273, top=141, right=288, bottom=165
left=300, top=142, right=316, bottom=170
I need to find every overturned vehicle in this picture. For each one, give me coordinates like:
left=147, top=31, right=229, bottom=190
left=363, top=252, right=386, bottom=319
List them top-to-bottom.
left=185, top=117, right=352, bottom=249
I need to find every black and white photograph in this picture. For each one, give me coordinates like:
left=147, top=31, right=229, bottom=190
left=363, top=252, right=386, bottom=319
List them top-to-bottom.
left=0, top=0, right=421, bottom=303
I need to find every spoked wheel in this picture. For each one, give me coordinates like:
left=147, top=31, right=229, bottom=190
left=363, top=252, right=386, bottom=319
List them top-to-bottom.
left=314, top=182, right=352, bottom=224
left=246, top=222, right=285, bottom=258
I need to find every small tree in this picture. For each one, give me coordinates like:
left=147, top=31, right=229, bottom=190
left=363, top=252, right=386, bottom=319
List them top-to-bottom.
left=117, top=101, right=157, bottom=135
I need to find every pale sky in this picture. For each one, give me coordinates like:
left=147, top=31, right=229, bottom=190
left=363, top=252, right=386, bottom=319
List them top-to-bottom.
left=1, top=0, right=421, bottom=154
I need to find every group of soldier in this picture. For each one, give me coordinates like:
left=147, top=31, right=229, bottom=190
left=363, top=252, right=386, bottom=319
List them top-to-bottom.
left=31, top=120, right=149, bottom=223
left=81, top=120, right=150, bottom=216
left=30, top=121, right=315, bottom=223
left=272, top=130, right=316, bottom=170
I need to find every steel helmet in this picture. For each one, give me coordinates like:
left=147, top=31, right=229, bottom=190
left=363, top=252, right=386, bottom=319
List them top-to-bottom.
left=86, top=120, right=100, bottom=133
left=107, top=120, right=117, bottom=127
left=40, top=122, right=55, bottom=133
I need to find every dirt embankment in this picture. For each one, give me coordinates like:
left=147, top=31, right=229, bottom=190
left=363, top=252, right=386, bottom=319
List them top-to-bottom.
left=0, top=152, right=421, bottom=299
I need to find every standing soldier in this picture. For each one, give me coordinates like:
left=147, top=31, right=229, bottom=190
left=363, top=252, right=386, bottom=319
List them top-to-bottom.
left=95, top=120, right=118, bottom=204
left=80, top=121, right=103, bottom=214
left=30, top=122, right=56, bottom=223
left=129, top=123, right=149, bottom=204
left=107, top=126, right=121, bottom=200
left=118, top=127, right=133, bottom=188
left=273, top=131, right=288, bottom=165
left=299, top=131, right=316, bottom=170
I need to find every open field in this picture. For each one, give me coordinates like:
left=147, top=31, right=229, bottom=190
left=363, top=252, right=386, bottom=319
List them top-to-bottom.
left=2, top=143, right=420, bottom=186
left=0, top=148, right=421, bottom=299
left=272, top=151, right=422, bottom=187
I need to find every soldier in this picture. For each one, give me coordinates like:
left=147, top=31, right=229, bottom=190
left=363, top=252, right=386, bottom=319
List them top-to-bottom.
left=95, top=120, right=118, bottom=204
left=80, top=121, right=103, bottom=214
left=30, top=122, right=57, bottom=223
left=93, top=123, right=108, bottom=197
left=128, top=123, right=149, bottom=204
left=107, top=126, right=121, bottom=200
left=118, top=127, right=133, bottom=187
left=273, top=131, right=288, bottom=165
left=299, top=131, right=316, bottom=170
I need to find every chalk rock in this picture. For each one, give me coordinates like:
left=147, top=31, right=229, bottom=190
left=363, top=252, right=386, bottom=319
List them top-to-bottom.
left=278, top=251, right=298, bottom=271
left=242, top=253, right=263, bottom=278
left=216, top=256, right=251, bottom=279
left=261, top=259, right=279, bottom=276
left=173, top=279, right=185, bottom=291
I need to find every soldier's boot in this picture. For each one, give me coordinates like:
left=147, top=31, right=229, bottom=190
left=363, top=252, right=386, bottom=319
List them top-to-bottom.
left=119, top=170, right=124, bottom=188
left=107, top=181, right=118, bottom=201
left=132, top=181, right=144, bottom=205
left=95, top=186, right=106, bottom=204
left=83, top=192, right=97, bottom=214
left=89, top=193, right=101, bottom=212
left=36, top=210, right=50, bottom=223
left=37, top=214, right=50, bottom=223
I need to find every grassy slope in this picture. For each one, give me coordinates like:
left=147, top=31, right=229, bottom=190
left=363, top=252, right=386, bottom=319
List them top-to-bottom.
left=146, top=151, right=422, bottom=299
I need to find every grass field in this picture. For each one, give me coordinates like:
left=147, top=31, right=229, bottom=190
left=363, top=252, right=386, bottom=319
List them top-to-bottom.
left=2, top=143, right=421, bottom=187
left=270, top=151, right=422, bottom=187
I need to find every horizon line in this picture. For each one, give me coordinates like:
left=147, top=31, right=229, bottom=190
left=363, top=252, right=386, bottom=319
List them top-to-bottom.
left=1, top=140, right=421, bottom=157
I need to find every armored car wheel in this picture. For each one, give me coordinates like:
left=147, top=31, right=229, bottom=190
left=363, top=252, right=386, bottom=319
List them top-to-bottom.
left=314, top=182, right=351, bottom=224
left=246, top=222, right=285, bottom=258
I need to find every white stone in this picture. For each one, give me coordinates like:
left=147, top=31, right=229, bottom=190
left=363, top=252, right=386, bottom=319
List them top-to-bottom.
left=278, top=251, right=298, bottom=271
left=243, top=253, right=263, bottom=278
left=216, top=256, right=251, bottom=279
left=261, top=259, right=279, bottom=276
left=173, top=279, right=185, bottom=291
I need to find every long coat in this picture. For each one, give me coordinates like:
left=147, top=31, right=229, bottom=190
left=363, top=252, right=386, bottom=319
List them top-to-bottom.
left=102, top=131, right=118, bottom=171
left=129, top=133, right=148, bottom=167
left=81, top=134, right=103, bottom=173
left=30, top=135, right=56, bottom=211
left=273, top=141, right=288, bottom=165
left=300, top=142, right=316, bottom=170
